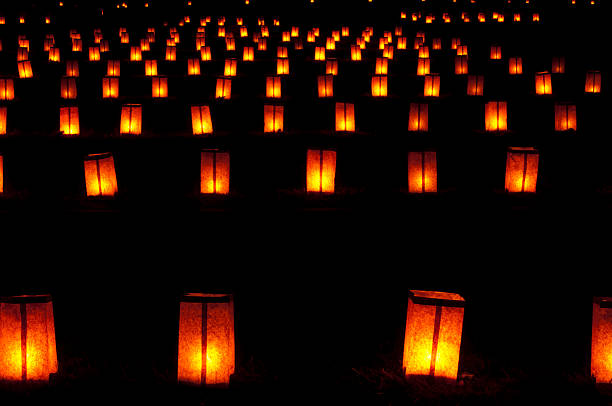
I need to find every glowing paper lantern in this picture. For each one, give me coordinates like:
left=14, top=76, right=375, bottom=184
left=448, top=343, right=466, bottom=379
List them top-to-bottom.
left=351, top=45, right=362, bottom=61
left=166, top=46, right=177, bottom=61
left=314, top=46, right=325, bottom=61
left=490, top=46, right=502, bottom=60
left=88, top=47, right=100, bottom=61
left=243, top=47, right=254, bottom=61
left=454, top=56, right=468, bottom=75
left=509, top=57, right=522, bottom=75
left=552, top=57, right=565, bottom=74
left=188, top=58, right=201, bottom=76
left=277, top=58, right=289, bottom=75
left=375, top=58, right=388, bottom=75
left=417, top=58, right=430, bottom=76
left=224, top=59, right=237, bottom=77
left=325, top=59, right=338, bottom=76
left=65, top=60, right=79, bottom=77
left=107, top=60, right=120, bottom=76
left=145, top=60, right=158, bottom=76
left=18, top=61, right=33, bottom=78
left=585, top=71, right=601, bottom=94
left=535, top=72, right=552, bottom=95
left=423, top=74, right=440, bottom=97
left=317, top=75, right=333, bottom=98
left=371, top=75, right=388, bottom=97
left=467, top=75, right=484, bottom=96
left=152, top=76, right=168, bottom=98
left=266, top=76, right=281, bottom=98
left=60, top=77, right=77, bottom=99
left=102, top=77, right=119, bottom=99
left=0, top=78, right=14, bottom=100
left=215, top=78, right=231, bottom=99
left=485, top=101, right=507, bottom=132
left=335, top=102, right=355, bottom=132
left=408, top=103, right=428, bottom=132
left=554, top=103, right=576, bottom=131
left=120, top=104, right=142, bottom=135
left=191, top=105, right=213, bottom=135
left=264, top=105, right=284, bottom=133
left=59, top=106, right=79, bottom=135
left=0, top=107, right=6, bottom=135
left=505, top=147, right=538, bottom=193
left=306, top=149, right=336, bottom=193
left=200, top=151, right=230, bottom=194
left=408, top=152, right=436, bottom=193
left=84, top=153, right=118, bottom=196
left=403, top=290, right=464, bottom=380
left=177, top=293, right=235, bottom=386
left=0, top=295, right=58, bottom=382
left=591, top=297, right=612, bottom=383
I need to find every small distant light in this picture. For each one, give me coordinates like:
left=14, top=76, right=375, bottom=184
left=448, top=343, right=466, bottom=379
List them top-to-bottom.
left=59, top=1, right=63, bottom=6
left=144, top=2, right=148, bottom=7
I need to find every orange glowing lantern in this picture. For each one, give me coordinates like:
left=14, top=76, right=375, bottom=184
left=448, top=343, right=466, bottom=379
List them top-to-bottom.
left=532, top=13, right=540, bottom=22
left=240, top=27, right=248, bottom=37
left=282, top=32, right=290, bottom=43
left=195, top=37, right=206, bottom=51
left=326, top=37, right=335, bottom=51
left=397, top=37, right=407, bottom=50
left=225, top=38, right=235, bottom=51
left=294, top=38, right=303, bottom=50
left=432, top=38, right=442, bottom=50
left=257, top=39, right=267, bottom=51
left=100, top=40, right=110, bottom=53
left=351, top=45, right=362, bottom=61
left=383, top=45, right=394, bottom=60
left=456, top=45, right=468, bottom=56
left=130, top=46, right=142, bottom=61
left=166, top=46, right=177, bottom=61
left=277, top=46, right=288, bottom=58
left=418, top=46, right=429, bottom=59
left=490, top=46, right=502, bottom=60
left=48, top=47, right=60, bottom=63
left=89, top=47, right=100, bottom=61
left=200, top=47, right=211, bottom=62
left=243, top=47, right=254, bottom=61
left=315, top=47, right=325, bottom=61
left=17, top=48, right=29, bottom=62
left=455, top=56, right=468, bottom=75
left=509, top=57, right=523, bottom=75
left=552, top=57, right=565, bottom=74
left=188, top=58, right=201, bottom=76
left=277, top=58, right=289, bottom=75
left=375, top=58, right=388, bottom=75
left=417, top=58, right=430, bottom=76
left=224, top=59, right=237, bottom=77
left=326, top=59, right=338, bottom=76
left=66, top=60, right=79, bottom=77
left=107, top=60, right=120, bottom=76
left=145, top=60, right=158, bottom=76
left=18, top=61, right=33, bottom=79
left=585, top=71, right=601, bottom=94
left=535, top=72, right=552, bottom=95
left=423, top=74, right=440, bottom=97
left=317, top=75, right=333, bottom=98
left=371, top=75, right=388, bottom=97
left=467, top=75, right=484, bottom=96
left=152, top=76, right=168, bottom=98
left=266, top=76, right=282, bottom=98
left=102, top=77, right=119, bottom=99
left=60, top=78, right=77, bottom=99
left=216, top=78, right=231, bottom=99
left=0, top=79, right=14, bottom=100
left=485, top=101, right=507, bottom=132
left=335, top=102, right=355, bottom=132
left=408, top=103, right=428, bottom=132
left=554, top=103, right=576, bottom=131
left=120, top=104, right=142, bottom=134
left=191, top=105, right=213, bottom=135
left=264, top=105, right=284, bottom=133
left=59, top=106, right=79, bottom=135
left=0, top=107, right=6, bottom=135
left=505, top=147, right=538, bottom=192
left=306, top=149, right=336, bottom=193
left=200, top=152, right=230, bottom=195
left=84, top=153, right=118, bottom=196
left=403, top=291, right=464, bottom=380
left=177, top=293, right=235, bottom=386
left=0, top=295, right=58, bottom=383
left=591, top=297, right=612, bottom=383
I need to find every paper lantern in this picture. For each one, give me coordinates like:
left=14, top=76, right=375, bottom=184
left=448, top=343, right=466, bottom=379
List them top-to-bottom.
left=532, top=13, right=540, bottom=22
left=292, top=26, right=300, bottom=37
left=218, top=27, right=225, bottom=37
left=240, top=27, right=248, bottom=37
left=307, top=31, right=315, bottom=43
left=120, top=32, right=129, bottom=44
left=282, top=32, right=290, bottom=43
left=195, top=37, right=206, bottom=51
left=325, top=37, right=335, bottom=50
left=397, top=37, right=407, bottom=50
left=225, top=38, right=235, bottom=51
left=293, top=38, right=303, bottom=50
left=432, top=38, right=441, bottom=50
left=72, top=39, right=82, bottom=52
left=257, top=39, right=267, bottom=51
left=100, top=40, right=110, bottom=53
left=351, top=45, right=362, bottom=61
left=383, top=45, right=394, bottom=60
left=456, top=45, right=468, bottom=56
left=130, top=46, right=142, bottom=61
left=166, top=46, right=177, bottom=61
left=200, top=46, right=211, bottom=62
left=243, top=46, right=254, bottom=61
left=277, top=46, right=288, bottom=59
left=418, top=46, right=429, bottom=59
left=490, top=46, right=502, bottom=60
left=48, top=47, right=60, bottom=63
left=88, top=47, right=100, bottom=61
left=315, top=47, right=325, bottom=61
left=17, top=48, right=28, bottom=62
left=455, top=56, right=468, bottom=75
left=509, top=57, right=522, bottom=75
left=552, top=57, right=565, bottom=74
left=188, top=58, right=201, bottom=76
left=276, top=58, right=289, bottom=75
left=374, top=58, right=388, bottom=75
left=417, top=58, right=430, bottom=76
left=224, top=59, right=237, bottom=77
left=326, top=59, right=338, bottom=76
left=65, top=60, right=79, bottom=77
left=107, top=60, right=120, bottom=77
left=145, top=60, right=158, bottom=76
left=18, top=61, right=33, bottom=79
left=585, top=71, right=601, bottom=94
left=535, top=72, right=552, bottom=95
left=423, top=74, right=440, bottom=97
left=317, top=75, right=333, bottom=98
left=371, top=75, right=388, bottom=97
left=467, top=75, right=484, bottom=96
left=152, top=76, right=168, bottom=98
left=266, top=76, right=281, bottom=98
left=60, top=77, right=77, bottom=99
left=102, top=77, right=119, bottom=99
left=0, top=78, right=14, bottom=100
left=215, top=78, right=231, bottom=99
left=335, top=102, right=355, bottom=132
left=408, top=103, right=428, bottom=132
left=554, top=103, right=577, bottom=131
left=120, top=104, right=142, bottom=135
left=191, top=105, right=213, bottom=135
left=264, top=105, right=284, bottom=133
left=59, top=106, right=79, bottom=135
left=0, top=107, right=6, bottom=135
left=505, top=147, right=538, bottom=193
left=306, top=149, right=336, bottom=193
left=200, top=151, right=230, bottom=194
left=408, top=152, right=436, bottom=192
left=84, top=153, right=118, bottom=196
left=402, top=290, right=464, bottom=380
left=177, top=293, right=235, bottom=386
left=0, top=295, right=58, bottom=382
left=591, top=297, right=612, bottom=383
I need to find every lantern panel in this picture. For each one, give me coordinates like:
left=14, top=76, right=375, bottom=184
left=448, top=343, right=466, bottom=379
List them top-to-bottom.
left=585, top=71, right=601, bottom=94
left=535, top=72, right=552, bottom=95
left=423, top=74, right=440, bottom=97
left=317, top=75, right=333, bottom=98
left=371, top=75, right=388, bottom=97
left=467, top=75, right=484, bottom=96
left=266, top=76, right=282, bottom=98
left=152, top=77, right=168, bottom=98
left=0, top=79, right=14, bottom=100
left=215, top=79, right=231, bottom=99
left=485, top=101, right=507, bottom=132
left=335, top=103, right=355, bottom=132
left=408, top=103, right=428, bottom=132
left=554, top=104, right=577, bottom=131
left=120, top=105, right=142, bottom=134
left=264, top=105, right=284, bottom=133
left=191, top=106, right=213, bottom=135
left=0, top=107, right=6, bottom=135
left=60, top=107, right=79, bottom=135
left=505, top=148, right=539, bottom=193
left=306, top=149, right=336, bottom=193
left=201, top=151, right=230, bottom=194
left=408, top=151, right=436, bottom=193
left=84, top=154, right=118, bottom=196
left=592, top=298, right=612, bottom=383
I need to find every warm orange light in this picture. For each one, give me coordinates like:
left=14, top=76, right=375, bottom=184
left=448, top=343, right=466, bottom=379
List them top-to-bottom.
left=326, top=37, right=335, bottom=50
left=397, top=37, right=407, bottom=50
left=432, top=38, right=442, bottom=50
left=72, top=39, right=83, bottom=52
left=257, top=39, right=267, bottom=51
left=350, top=45, right=362, bottom=61
left=383, top=45, right=394, bottom=60
left=456, top=45, right=468, bottom=56
left=130, top=46, right=142, bottom=61
left=166, top=46, right=177, bottom=61
left=200, top=46, right=211, bottom=61
left=243, top=46, right=254, bottom=61
left=277, top=46, right=288, bottom=59
left=418, top=46, right=429, bottom=59
left=490, top=46, right=502, bottom=60
left=48, top=47, right=60, bottom=63
left=88, top=47, right=100, bottom=61
left=315, top=47, right=325, bottom=61
left=17, top=48, right=29, bottom=62
left=455, top=56, right=468, bottom=75
left=509, top=57, right=522, bottom=75
left=552, top=57, right=565, bottom=74
left=188, top=58, right=201, bottom=76
left=277, top=58, right=289, bottom=75
left=375, top=58, right=388, bottom=75
left=417, top=58, right=430, bottom=76
left=224, top=59, right=237, bottom=77
left=326, top=59, right=338, bottom=76
left=65, top=60, right=79, bottom=77
left=107, top=60, right=120, bottom=77
left=145, top=60, right=158, bottom=76
left=18, top=61, right=33, bottom=78
left=585, top=71, right=601, bottom=94
left=535, top=72, right=552, bottom=95
left=423, top=74, right=440, bottom=97
left=317, top=75, right=333, bottom=98
left=371, top=75, right=388, bottom=97
left=467, top=75, right=484, bottom=96
left=152, top=76, right=168, bottom=98
left=266, top=76, right=282, bottom=98
left=60, top=77, right=77, bottom=99
left=102, top=77, right=119, bottom=98
left=215, top=78, right=231, bottom=99
left=0, top=79, right=14, bottom=100
left=485, top=101, right=507, bottom=132
left=335, top=102, right=355, bottom=132
left=408, top=103, right=428, bottom=132
left=554, top=103, right=577, bottom=131
left=120, top=104, right=142, bottom=134
left=264, top=105, right=284, bottom=133
left=59, top=106, right=79, bottom=135
left=191, top=106, right=213, bottom=135
left=0, top=107, right=6, bottom=135
left=505, top=147, right=538, bottom=192
left=306, top=149, right=336, bottom=193
left=84, top=153, right=118, bottom=196
left=0, top=154, right=3, bottom=191
left=403, top=290, right=464, bottom=380
left=177, top=293, right=235, bottom=385
left=591, top=297, right=612, bottom=383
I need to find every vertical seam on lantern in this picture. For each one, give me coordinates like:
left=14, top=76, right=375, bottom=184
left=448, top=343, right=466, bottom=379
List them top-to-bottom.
left=319, top=150, right=323, bottom=193
left=212, top=152, right=217, bottom=194
left=421, top=152, right=425, bottom=193
left=521, top=152, right=528, bottom=192
left=96, top=159, right=102, bottom=196
left=20, top=303, right=27, bottom=381
left=201, top=303, right=207, bottom=385
left=430, top=305, right=442, bottom=377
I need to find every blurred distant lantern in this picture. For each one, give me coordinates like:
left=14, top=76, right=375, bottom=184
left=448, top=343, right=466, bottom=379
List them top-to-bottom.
left=478, top=12, right=485, bottom=22
left=513, top=13, right=521, bottom=22
left=532, top=13, right=540, bottom=22
left=218, top=27, right=225, bottom=37
left=240, top=27, right=248, bottom=37
left=333, top=30, right=341, bottom=42
left=307, top=31, right=315, bottom=43
left=120, top=32, right=129, bottom=44
left=282, top=32, right=290, bottom=42
left=195, top=36, right=205, bottom=51
left=326, top=37, right=335, bottom=50
left=397, top=37, right=407, bottom=50
left=44, top=38, right=54, bottom=52
left=72, top=38, right=82, bottom=52
left=226, top=38, right=235, bottom=51
left=294, top=38, right=303, bottom=50
left=432, top=38, right=441, bottom=50
left=451, top=38, right=460, bottom=50
left=257, top=39, right=267, bottom=51
left=100, top=40, right=110, bottom=53
left=350, top=45, right=362, bottom=61
left=383, top=45, right=394, bottom=60
left=456, top=45, right=468, bottom=56
left=490, top=45, right=502, bottom=60
left=130, top=46, right=142, bottom=61
left=166, top=46, right=177, bottom=61
left=277, top=46, right=288, bottom=59
left=418, top=46, right=429, bottom=59
left=48, top=47, right=60, bottom=63
left=88, top=47, right=100, bottom=61
left=200, top=47, right=212, bottom=62
left=243, top=47, right=254, bottom=61
left=315, top=47, right=325, bottom=61
left=17, top=48, right=28, bottom=62
left=455, top=56, right=468, bottom=75
left=509, top=57, right=523, bottom=75
left=552, top=57, right=565, bottom=74
left=188, top=58, right=201, bottom=76
left=277, top=58, right=289, bottom=75
left=375, top=58, right=388, bottom=75
left=417, top=58, right=430, bottom=76
left=224, top=59, right=237, bottom=77
left=326, top=59, right=338, bottom=76
left=66, top=60, right=79, bottom=77
left=107, top=60, right=120, bottom=76
left=145, top=60, right=158, bottom=76
left=18, top=61, right=33, bottom=79
left=585, top=71, right=601, bottom=94
left=535, top=72, right=552, bottom=95
left=423, top=74, right=440, bottom=97
left=317, top=75, right=333, bottom=98
left=371, top=75, right=388, bottom=97
left=467, top=75, right=484, bottom=96
left=152, top=76, right=168, bottom=98
left=266, top=76, right=282, bottom=98
left=60, top=77, right=77, bottom=99
left=102, top=77, right=119, bottom=99
left=0, top=78, right=14, bottom=100
left=216, top=78, right=231, bottom=99
left=485, top=101, right=508, bottom=132
left=335, top=102, right=355, bottom=132
left=408, top=103, right=428, bottom=132
left=554, top=103, right=577, bottom=131
left=120, top=104, right=142, bottom=135
left=191, top=105, right=213, bottom=135
left=264, top=105, right=284, bottom=133
left=59, top=106, right=79, bottom=135
left=0, top=107, right=6, bottom=135
left=505, top=147, right=538, bottom=193
left=306, top=149, right=336, bottom=193
left=200, top=151, right=230, bottom=195
left=408, top=152, right=437, bottom=193
left=84, top=153, right=118, bottom=196
left=403, top=291, right=464, bottom=380
left=177, top=293, right=235, bottom=386
left=0, top=295, right=58, bottom=382
left=591, top=297, right=612, bottom=383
